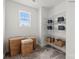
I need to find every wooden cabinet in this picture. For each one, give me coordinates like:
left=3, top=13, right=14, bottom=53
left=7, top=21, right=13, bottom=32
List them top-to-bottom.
left=9, top=36, right=24, bottom=56
left=28, top=36, right=37, bottom=50
left=21, top=39, right=33, bottom=56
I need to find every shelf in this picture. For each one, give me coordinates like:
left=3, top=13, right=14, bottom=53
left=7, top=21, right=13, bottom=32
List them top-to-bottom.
left=47, top=43, right=66, bottom=53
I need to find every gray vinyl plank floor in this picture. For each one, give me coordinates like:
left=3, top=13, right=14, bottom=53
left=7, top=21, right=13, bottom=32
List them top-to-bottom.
left=4, top=47, right=65, bottom=59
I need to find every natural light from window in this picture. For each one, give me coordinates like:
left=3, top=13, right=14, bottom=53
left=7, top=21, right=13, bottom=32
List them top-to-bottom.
left=19, top=10, right=31, bottom=27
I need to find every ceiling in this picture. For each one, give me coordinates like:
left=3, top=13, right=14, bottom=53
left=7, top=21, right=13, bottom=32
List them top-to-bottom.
left=12, top=0, right=65, bottom=8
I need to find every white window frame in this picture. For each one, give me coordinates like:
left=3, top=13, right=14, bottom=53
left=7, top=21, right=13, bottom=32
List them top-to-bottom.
left=19, top=10, right=31, bottom=27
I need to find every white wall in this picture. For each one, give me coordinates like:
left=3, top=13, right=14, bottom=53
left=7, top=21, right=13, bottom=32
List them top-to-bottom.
left=5, top=0, right=39, bottom=52
left=48, top=0, right=75, bottom=59
left=66, top=0, right=75, bottom=59
left=5, top=1, right=75, bottom=59
left=48, top=1, right=66, bottom=39
left=38, top=2, right=67, bottom=46
left=39, top=7, right=48, bottom=46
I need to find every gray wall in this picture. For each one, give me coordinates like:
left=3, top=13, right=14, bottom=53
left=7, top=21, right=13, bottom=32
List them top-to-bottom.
left=5, top=0, right=39, bottom=52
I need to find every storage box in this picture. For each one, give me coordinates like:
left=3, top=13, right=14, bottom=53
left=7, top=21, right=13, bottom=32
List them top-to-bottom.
left=9, top=36, right=24, bottom=56
left=28, top=36, right=36, bottom=50
left=45, top=37, right=51, bottom=43
left=50, top=38, right=55, bottom=43
left=21, top=39, right=33, bottom=56
left=54, top=39, right=65, bottom=47
left=10, top=48, right=20, bottom=56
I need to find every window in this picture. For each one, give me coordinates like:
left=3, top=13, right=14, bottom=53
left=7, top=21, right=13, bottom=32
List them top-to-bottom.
left=19, top=10, right=31, bottom=26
